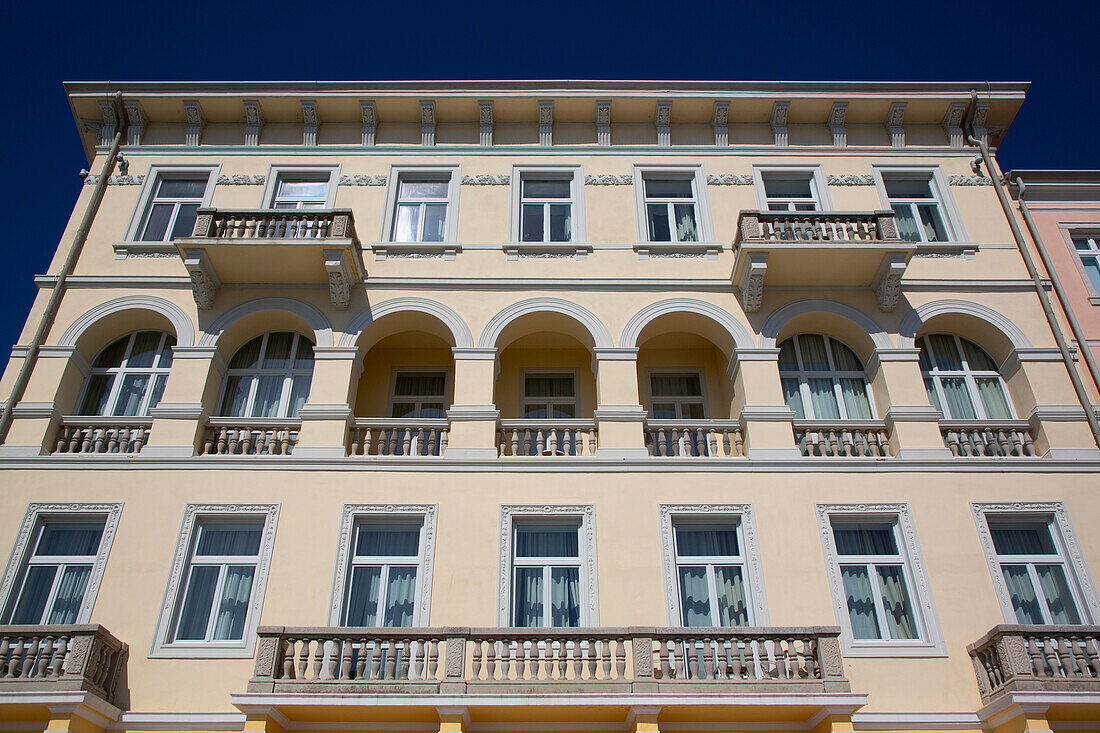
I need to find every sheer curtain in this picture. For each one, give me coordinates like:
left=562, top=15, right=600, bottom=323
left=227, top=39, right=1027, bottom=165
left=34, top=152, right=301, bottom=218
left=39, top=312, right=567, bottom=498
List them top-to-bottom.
left=394, top=374, right=446, bottom=397
left=78, top=375, right=113, bottom=416
left=651, top=375, right=701, bottom=398
left=524, top=376, right=574, bottom=398
left=808, top=378, right=841, bottom=419
left=939, top=378, right=977, bottom=420
left=976, top=378, right=1011, bottom=419
left=840, top=379, right=872, bottom=419
left=833, top=523, right=896, bottom=555
left=39, top=524, right=103, bottom=555
left=515, top=526, right=578, bottom=558
left=990, top=526, right=1052, bottom=554
left=676, top=527, right=738, bottom=556
left=175, top=565, right=219, bottom=640
left=1037, top=565, right=1081, bottom=624
left=10, top=566, right=56, bottom=624
left=46, top=566, right=91, bottom=624
left=212, top=566, right=255, bottom=640
left=345, top=566, right=382, bottom=626
left=678, top=566, right=711, bottom=627
left=715, top=566, right=749, bottom=626
left=841, top=566, right=881, bottom=639
left=1002, top=566, right=1044, bottom=624
left=383, top=567, right=418, bottom=627
left=550, top=567, right=580, bottom=626
left=876, top=567, right=916, bottom=639
left=513, top=568, right=544, bottom=627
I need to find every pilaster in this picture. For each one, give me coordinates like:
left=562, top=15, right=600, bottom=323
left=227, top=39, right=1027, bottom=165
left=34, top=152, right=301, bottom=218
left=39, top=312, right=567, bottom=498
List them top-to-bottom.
left=0, top=345, right=86, bottom=456
left=144, top=345, right=223, bottom=456
left=293, top=346, right=361, bottom=457
left=593, top=347, right=647, bottom=458
left=445, top=348, right=499, bottom=458
left=730, top=348, right=800, bottom=459
left=867, top=348, right=951, bottom=459
left=1005, top=351, right=1100, bottom=458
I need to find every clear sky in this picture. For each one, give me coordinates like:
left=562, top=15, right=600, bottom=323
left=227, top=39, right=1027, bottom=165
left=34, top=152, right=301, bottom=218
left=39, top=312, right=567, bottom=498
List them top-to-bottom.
left=1, top=0, right=1097, bottom=371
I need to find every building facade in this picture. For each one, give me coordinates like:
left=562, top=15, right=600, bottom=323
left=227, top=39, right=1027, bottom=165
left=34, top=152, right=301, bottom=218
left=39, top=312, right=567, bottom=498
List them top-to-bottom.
left=0, top=81, right=1098, bottom=733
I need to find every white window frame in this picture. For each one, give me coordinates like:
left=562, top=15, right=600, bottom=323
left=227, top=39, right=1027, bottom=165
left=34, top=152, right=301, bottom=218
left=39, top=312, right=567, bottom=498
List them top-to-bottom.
left=122, top=164, right=219, bottom=243
left=632, top=164, right=716, bottom=246
left=260, top=165, right=340, bottom=209
left=380, top=165, right=462, bottom=245
left=508, top=165, right=587, bottom=245
left=752, top=165, right=832, bottom=212
left=872, top=165, right=968, bottom=244
left=1062, top=228, right=1100, bottom=304
left=75, top=330, right=176, bottom=417
left=215, top=331, right=315, bottom=419
left=917, top=333, right=1014, bottom=420
left=778, top=334, right=876, bottom=420
left=387, top=368, right=451, bottom=419
left=519, top=368, right=578, bottom=419
left=645, top=368, right=708, bottom=420
left=972, top=502, right=1100, bottom=625
left=0, top=503, right=123, bottom=625
left=151, top=503, right=278, bottom=658
left=817, top=503, right=945, bottom=657
left=327, top=504, right=438, bottom=626
left=658, top=504, right=769, bottom=626
left=497, top=505, right=598, bottom=627
left=511, top=521, right=584, bottom=628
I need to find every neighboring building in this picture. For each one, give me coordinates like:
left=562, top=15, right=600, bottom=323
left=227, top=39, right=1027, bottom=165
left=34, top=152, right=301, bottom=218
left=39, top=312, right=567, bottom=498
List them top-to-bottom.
left=0, top=81, right=1098, bottom=733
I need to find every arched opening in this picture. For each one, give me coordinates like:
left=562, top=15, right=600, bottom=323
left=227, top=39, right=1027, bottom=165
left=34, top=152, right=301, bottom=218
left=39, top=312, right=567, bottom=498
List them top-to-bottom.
left=76, top=331, right=176, bottom=418
left=215, top=331, right=316, bottom=419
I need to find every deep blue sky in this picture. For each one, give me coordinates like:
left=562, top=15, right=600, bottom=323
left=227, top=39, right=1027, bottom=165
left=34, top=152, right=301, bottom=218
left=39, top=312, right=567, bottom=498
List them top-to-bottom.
left=1, top=0, right=1097, bottom=372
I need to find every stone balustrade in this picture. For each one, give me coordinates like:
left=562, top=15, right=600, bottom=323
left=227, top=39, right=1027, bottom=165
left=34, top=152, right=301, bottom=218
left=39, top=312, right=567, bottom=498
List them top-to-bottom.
left=191, top=208, right=358, bottom=242
left=736, top=210, right=898, bottom=245
left=53, top=418, right=151, bottom=455
left=202, top=418, right=301, bottom=455
left=349, top=419, right=449, bottom=457
left=498, top=420, right=598, bottom=457
left=644, top=420, right=744, bottom=457
left=794, top=421, right=890, bottom=457
left=940, top=421, right=1036, bottom=457
left=0, top=624, right=126, bottom=704
left=968, top=624, right=1100, bottom=703
left=248, top=626, right=848, bottom=694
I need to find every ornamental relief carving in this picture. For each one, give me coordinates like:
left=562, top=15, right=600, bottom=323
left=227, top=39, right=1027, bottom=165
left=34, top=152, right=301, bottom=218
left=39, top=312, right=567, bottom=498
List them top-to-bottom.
left=84, top=174, right=145, bottom=186
left=217, top=174, right=265, bottom=186
left=339, top=174, right=388, bottom=186
left=460, top=174, right=510, bottom=185
left=584, top=174, right=632, bottom=185
left=706, top=174, right=754, bottom=185
left=826, top=174, right=875, bottom=186
left=949, top=175, right=994, bottom=186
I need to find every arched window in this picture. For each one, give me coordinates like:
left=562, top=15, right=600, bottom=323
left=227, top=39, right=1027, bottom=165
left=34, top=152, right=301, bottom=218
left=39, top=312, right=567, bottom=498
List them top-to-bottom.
left=77, top=331, right=175, bottom=416
left=217, top=332, right=314, bottom=418
left=778, top=334, right=873, bottom=420
left=917, top=334, right=1012, bottom=420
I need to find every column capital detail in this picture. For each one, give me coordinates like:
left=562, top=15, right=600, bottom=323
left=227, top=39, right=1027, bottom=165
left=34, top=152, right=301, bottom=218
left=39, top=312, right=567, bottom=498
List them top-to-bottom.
left=312, top=346, right=361, bottom=360
left=452, top=347, right=498, bottom=360
left=593, top=347, right=639, bottom=361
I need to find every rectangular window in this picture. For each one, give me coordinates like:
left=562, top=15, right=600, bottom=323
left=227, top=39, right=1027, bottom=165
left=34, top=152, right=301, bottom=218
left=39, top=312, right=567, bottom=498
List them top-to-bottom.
left=762, top=173, right=819, bottom=211
left=883, top=175, right=950, bottom=243
left=271, top=176, right=329, bottom=210
left=392, top=176, right=451, bottom=243
left=139, top=177, right=208, bottom=242
left=520, top=177, right=574, bottom=242
left=643, top=177, right=699, bottom=242
left=1071, top=235, right=1100, bottom=295
left=390, top=371, right=447, bottom=419
left=523, top=372, right=576, bottom=419
left=649, top=372, right=705, bottom=420
left=988, top=519, right=1084, bottom=625
left=2, top=520, right=106, bottom=625
left=831, top=520, right=919, bottom=642
left=342, top=521, right=424, bottom=627
left=511, top=521, right=582, bottom=627
left=673, top=521, right=749, bottom=627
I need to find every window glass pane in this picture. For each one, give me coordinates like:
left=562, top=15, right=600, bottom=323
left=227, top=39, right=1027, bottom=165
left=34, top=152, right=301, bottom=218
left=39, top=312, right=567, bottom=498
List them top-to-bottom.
left=763, top=176, right=813, bottom=198
left=884, top=178, right=933, bottom=199
left=158, top=179, right=208, bottom=198
left=523, top=179, right=571, bottom=198
left=644, top=179, right=693, bottom=198
left=277, top=180, right=328, bottom=198
left=399, top=180, right=448, bottom=199
left=768, top=202, right=788, bottom=211
left=794, top=202, right=818, bottom=211
left=141, top=203, right=173, bottom=241
left=170, top=203, right=200, bottom=240
left=394, top=204, right=419, bottom=242
left=422, top=204, right=446, bottom=242
left=521, top=204, right=543, bottom=242
left=549, top=204, right=571, bottom=242
left=647, top=204, right=671, bottom=241
left=673, top=204, right=698, bottom=242
left=891, top=204, right=921, bottom=243
left=917, top=204, right=947, bottom=242
left=1073, top=238, right=1093, bottom=251
left=1080, top=257, right=1100, bottom=293
left=127, top=331, right=161, bottom=368
left=262, top=333, right=293, bottom=369
left=798, top=335, right=830, bottom=371
left=928, top=335, right=963, bottom=370
left=93, top=337, right=129, bottom=369
left=229, top=337, right=263, bottom=369
left=293, top=337, right=314, bottom=369
left=916, top=338, right=933, bottom=371
left=778, top=339, right=799, bottom=372
left=830, top=340, right=863, bottom=371
left=961, top=340, right=997, bottom=371
left=394, top=373, right=446, bottom=397
left=78, top=374, right=113, bottom=416
left=112, top=374, right=149, bottom=417
left=149, top=374, right=168, bottom=413
left=525, top=374, right=574, bottom=398
left=651, top=374, right=702, bottom=397
left=219, top=376, right=251, bottom=417
left=251, top=376, right=284, bottom=417
left=288, top=376, right=310, bottom=417
left=923, top=377, right=942, bottom=413
left=939, top=377, right=977, bottom=419
left=782, top=378, right=805, bottom=419
left=808, top=378, right=841, bottom=420
left=976, top=378, right=1011, bottom=419
left=841, top=379, right=873, bottom=419
left=391, top=402, right=416, bottom=419
left=420, top=402, right=446, bottom=418
left=651, top=403, right=676, bottom=419
left=681, top=403, right=705, bottom=419
left=524, top=404, right=548, bottom=419
left=551, top=404, right=576, bottom=419
left=834, top=522, right=898, bottom=555
left=38, top=523, right=104, bottom=556
left=990, top=523, right=1057, bottom=555
left=355, top=524, right=421, bottom=556
left=196, top=525, right=263, bottom=556
left=515, top=525, right=579, bottom=558
left=675, top=525, right=738, bottom=556
left=45, top=565, right=91, bottom=625
left=175, top=565, right=219, bottom=640
left=1001, top=565, right=1044, bottom=624
left=1036, top=565, right=1082, bottom=624
left=11, top=566, right=57, bottom=624
left=211, top=566, right=254, bottom=641
left=344, top=566, right=381, bottom=626
left=678, top=566, right=711, bottom=626
left=715, top=566, right=749, bottom=626
left=841, top=566, right=881, bottom=639
left=876, top=566, right=917, bottom=639
left=383, top=567, right=418, bottom=627
left=513, top=567, right=544, bottom=627
left=550, top=567, right=580, bottom=627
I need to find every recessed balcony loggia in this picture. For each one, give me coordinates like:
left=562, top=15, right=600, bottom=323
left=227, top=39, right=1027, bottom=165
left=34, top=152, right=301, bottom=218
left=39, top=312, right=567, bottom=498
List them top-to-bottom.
left=176, top=208, right=366, bottom=310
left=731, top=211, right=916, bottom=313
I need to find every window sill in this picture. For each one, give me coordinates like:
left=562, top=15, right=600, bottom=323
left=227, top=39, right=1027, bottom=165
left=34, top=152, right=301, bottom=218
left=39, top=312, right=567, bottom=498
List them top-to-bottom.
left=112, top=241, right=179, bottom=259
left=368, top=242, right=461, bottom=261
left=503, top=242, right=593, bottom=260
left=634, top=242, right=723, bottom=259
left=1089, top=296, right=1100, bottom=307
left=841, top=639, right=947, bottom=658
left=148, top=641, right=256, bottom=659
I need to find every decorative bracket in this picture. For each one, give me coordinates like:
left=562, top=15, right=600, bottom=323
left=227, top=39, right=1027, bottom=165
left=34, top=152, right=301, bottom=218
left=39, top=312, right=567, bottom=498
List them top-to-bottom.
left=97, top=100, right=118, bottom=146
left=124, top=100, right=147, bottom=146
left=183, top=100, right=206, bottom=147
left=243, top=100, right=264, bottom=146
left=301, top=100, right=319, bottom=146
left=360, top=100, right=377, bottom=146
left=420, top=100, right=436, bottom=146
left=478, top=100, right=494, bottom=146
left=538, top=100, right=553, bottom=146
left=596, top=100, right=611, bottom=147
left=655, top=100, right=672, bottom=147
left=712, top=100, right=730, bottom=147
left=771, top=101, right=789, bottom=147
left=971, top=101, right=991, bottom=146
left=829, top=102, right=848, bottom=148
left=885, top=102, right=906, bottom=148
left=943, top=102, right=967, bottom=148
left=181, top=248, right=219, bottom=309
left=323, top=249, right=353, bottom=310
left=738, top=253, right=768, bottom=313
left=872, top=253, right=907, bottom=312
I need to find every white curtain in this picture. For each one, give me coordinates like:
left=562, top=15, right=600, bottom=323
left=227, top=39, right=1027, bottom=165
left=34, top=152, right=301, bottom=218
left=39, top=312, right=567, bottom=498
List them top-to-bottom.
left=674, top=204, right=699, bottom=241
left=891, top=205, right=921, bottom=243
left=261, top=333, right=293, bottom=369
left=798, top=335, right=830, bottom=371
left=928, top=335, right=963, bottom=370
left=830, top=341, right=863, bottom=371
left=394, top=373, right=445, bottom=397
left=113, top=374, right=149, bottom=417
left=78, top=375, right=113, bottom=415
left=651, top=375, right=702, bottom=398
left=219, top=376, right=251, bottom=417
left=251, top=376, right=283, bottom=417
left=525, top=376, right=574, bottom=398
left=939, top=377, right=977, bottom=420
left=782, top=378, right=805, bottom=419
left=808, top=378, right=841, bottom=419
left=976, top=378, right=1011, bottom=419
left=840, top=379, right=872, bottom=419
left=39, top=523, right=104, bottom=555
left=834, top=523, right=896, bottom=555
left=196, top=525, right=262, bottom=556
left=990, top=526, right=1051, bottom=554
left=515, top=527, right=578, bottom=558
left=676, top=527, right=737, bottom=556
left=45, top=565, right=91, bottom=624
left=175, top=565, right=219, bottom=640
left=1002, top=565, right=1044, bottom=624
left=1036, top=565, right=1081, bottom=624
left=212, top=566, right=255, bottom=641
left=345, top=566, right=381, bottom=626
left=678, top=566, right=711, bottom=627
left=715, top=566, right=749, bottom=626
left=841, top=566, right=881, bottom=639
left=876, top=566, right=916, bottom=639
left=383, top=567, right=418, bottom=627
left=513, top=567, right=544, bottom=627
left=550, top=567, right=580, bottom=627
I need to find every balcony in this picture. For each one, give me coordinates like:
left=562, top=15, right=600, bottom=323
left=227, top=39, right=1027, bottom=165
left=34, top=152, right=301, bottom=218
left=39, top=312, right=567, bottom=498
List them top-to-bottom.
left=176, top=208, right=365, bottom=310
left=731, top=211, right=916, bottom=313
left=52, top=417, right=151, bottom=455
left=201, top=418, right=300, bottom=455
left=350, top=419, right=449, bottom=457
left=497, top=420, right=598, bottom=457
left=644, top=420, right=744, bottom=457
left=794, top=420, right=890, bottom=457
left=941, top=421, right=1036, bottom=457
left=0, top=624, right=126, bottom=704
left=968, top=624, right=1100, bottom=704
left=248, top=626, right=849, bottom=694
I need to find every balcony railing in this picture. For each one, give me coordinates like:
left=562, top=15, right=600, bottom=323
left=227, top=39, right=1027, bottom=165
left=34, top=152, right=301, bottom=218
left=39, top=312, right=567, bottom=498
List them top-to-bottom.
left=191, top=208, right=358, bottom=242
left=736, top=211, right=899, bottom=245
left=53, top=417, right=151, bottom=455
left=202, top=418, right=301, bottom=456
left=350, top=419, right=449, bottom=457
left=498, top=420, right=598, bottom=457
left=644, top=421, right=744, bottom=457
left=794, top=421, right=890, bottom=457
left=941, top=421, right=1036, bottom=457
left=0, top=624, right=126, bottom=703
left=968, top=624, right=1100, bottom=703
left=248, top=626, right=848, bottom=693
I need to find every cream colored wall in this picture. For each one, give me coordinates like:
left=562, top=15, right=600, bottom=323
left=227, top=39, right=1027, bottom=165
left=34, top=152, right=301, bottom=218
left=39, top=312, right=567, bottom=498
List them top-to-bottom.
left=354, top=345, right=454, bottom=416
left=494, top=346, right=596, bottom=418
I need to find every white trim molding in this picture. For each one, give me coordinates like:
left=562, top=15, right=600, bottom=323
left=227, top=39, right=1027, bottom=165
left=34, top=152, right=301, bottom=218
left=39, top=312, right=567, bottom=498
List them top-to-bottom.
left=121, top=164, right=220, bottom=243
left=259, top=164, right=341, bottom=209
left=378, top=164, right=462, bottom=246
left=508, top=164, right=587, bottom=247
left=631, top=164, right=717, bottom=247
left=751, top=164, right=833, bottom=211
left=871, top=164, right=969, bottom=243
left=58, top=295, right=196, bottom=349
left=198, top=297, right=334, bottom=348
left=339, top=297, right=474, bottom=349
left=478, top=298, right=613, bottom=350
left=619, top=298, right=754, bottom=352
left=759, top=299, right=893, bottom=350
left=898, top=299, right=1032, bottom=350
left=971, top=501, right=1100, bottom=624
left=0, top=502, right=123, bottom=624
left=816, top=502, right=947, bottom=657
left=149, top=503, right=279, bottom=658
left=327, top=503, right=438, bottom=626
left=658, top=503, right=769, bottom=626
left=497, top=504, right=598, bottom=627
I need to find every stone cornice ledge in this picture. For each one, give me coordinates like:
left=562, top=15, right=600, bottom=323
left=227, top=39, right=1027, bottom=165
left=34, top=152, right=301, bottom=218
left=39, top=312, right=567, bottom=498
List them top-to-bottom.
left=311, top=346, right=361, bottom=360
left=452, top=347, right=498, bottom=360
left=11, top=401, right=58, bottom=419
left=148, top=402, right=206, bottom=420
left=296, top=404, right=354, bottom=420
left=739, top=405, right=797, bottom=422
left=446, top=406, right=500, bottom=421
left=594, top=406, right=648, bottom=422
left=883, top=406, right=943, bottom=427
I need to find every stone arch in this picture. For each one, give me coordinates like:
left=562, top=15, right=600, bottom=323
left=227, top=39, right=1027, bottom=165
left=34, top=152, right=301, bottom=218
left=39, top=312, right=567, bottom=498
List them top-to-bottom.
left=58, top=295, right=195, bottom=349
left=197, top=297, right=333, bottom=348
left=338, top=297, right=473, bottom=349
left=477, top=298, right=613, bottom=350
left=619, top=298, right=755, bottom=352
left=759, top=299, right=894, bottom=351
left=898, top=299, right=1031, bottom=351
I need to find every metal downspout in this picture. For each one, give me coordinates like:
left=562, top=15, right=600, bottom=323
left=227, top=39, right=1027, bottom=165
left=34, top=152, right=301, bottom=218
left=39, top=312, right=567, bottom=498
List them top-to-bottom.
left=0, top=91, right=126, bottom=445
left=964, top=93, right=1100, bottom=450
